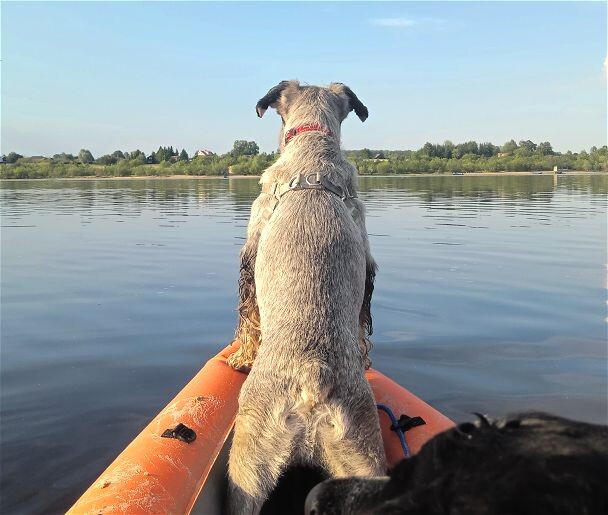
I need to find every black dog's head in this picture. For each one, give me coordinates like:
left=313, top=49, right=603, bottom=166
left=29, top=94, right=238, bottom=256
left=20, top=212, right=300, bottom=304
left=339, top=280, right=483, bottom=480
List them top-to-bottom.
left=306, top=412, right=608, bottom=515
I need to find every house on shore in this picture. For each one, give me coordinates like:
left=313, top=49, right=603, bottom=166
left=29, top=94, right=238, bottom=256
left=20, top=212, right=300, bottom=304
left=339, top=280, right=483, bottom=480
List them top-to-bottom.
left=194, top=149, right=215, bottom=158
left=363, top=152, right=388, bottom=162
left=23, top=156, right=49, bottom=163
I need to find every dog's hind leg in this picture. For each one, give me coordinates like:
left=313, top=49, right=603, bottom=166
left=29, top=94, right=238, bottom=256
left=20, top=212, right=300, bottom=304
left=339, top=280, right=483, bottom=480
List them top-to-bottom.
left=228, top=194, right=276, bottom=370
left=350, top=198, right=377, bottom=369
left=228, top=236, right=261, bottom=370
left=359, top=259, right=377, bottom=369
left=317, top=390, right=387, bottom=478
left=226, top=395, right=302, bottom=514
left=224, top=481, right=260, bottom=515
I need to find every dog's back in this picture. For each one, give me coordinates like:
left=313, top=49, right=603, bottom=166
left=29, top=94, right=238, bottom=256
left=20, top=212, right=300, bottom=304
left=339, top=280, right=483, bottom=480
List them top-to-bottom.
left=245, top=186, right=372, bottom=446
left=234, top=188, right=384, bottom=482
left=256, top=190, right=365, bottom=367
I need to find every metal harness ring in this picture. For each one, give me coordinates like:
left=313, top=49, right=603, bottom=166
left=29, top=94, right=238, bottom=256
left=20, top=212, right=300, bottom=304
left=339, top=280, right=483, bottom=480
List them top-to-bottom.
left=305, top=172, right=321, bottom=186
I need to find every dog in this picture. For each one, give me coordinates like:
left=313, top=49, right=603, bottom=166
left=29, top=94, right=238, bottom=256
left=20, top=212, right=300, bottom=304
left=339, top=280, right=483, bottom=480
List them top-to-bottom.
left=224, top=81, right=386, bottom=514
left=227, top=81, right=377, bottom=371
left=305, top=412, right=608, bottom=514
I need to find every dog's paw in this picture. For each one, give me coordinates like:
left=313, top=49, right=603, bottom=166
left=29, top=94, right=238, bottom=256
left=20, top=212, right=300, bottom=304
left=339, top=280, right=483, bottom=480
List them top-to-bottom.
left=227, top=350, right=254, bottom=371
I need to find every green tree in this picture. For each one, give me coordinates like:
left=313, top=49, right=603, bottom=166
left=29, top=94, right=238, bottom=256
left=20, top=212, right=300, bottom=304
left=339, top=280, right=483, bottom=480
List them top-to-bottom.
left=231, top=140, right=259, bottom=157
left=441, top=140, right=454, bottom=159
left=501, top=140, right=518, bottom=154
left=518, top=140, right=537, bottom=153
left=455, top=141, right=479, bottom=157
left=420, top=142, right=436, bottom=158
left=479, top=142, right=499, bottom=157
left=536, top=142, right=553, bottom=155
left=154, top=146, right=168, bottom=162
left=154, top=146, right=178, bottom=162
left=78, top=149, right=94, bottom=164
left=179, top=149, right=189, bottom=161
left=111, top=150, right=125, bottom=160
left=128, top=150, right=145, bottom=161
left=6, top=152, right=24, bottom=163
left=53, top=153, right=76, bottom=163
left=96, top=154, right=117, bottom=165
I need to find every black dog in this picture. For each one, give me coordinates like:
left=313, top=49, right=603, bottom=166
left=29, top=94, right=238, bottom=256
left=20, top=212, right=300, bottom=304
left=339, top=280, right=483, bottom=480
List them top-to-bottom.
left=305, top=412, right=608, bottom=515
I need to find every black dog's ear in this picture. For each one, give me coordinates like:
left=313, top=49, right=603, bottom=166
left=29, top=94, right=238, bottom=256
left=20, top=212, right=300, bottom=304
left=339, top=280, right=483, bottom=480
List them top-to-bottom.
left=255, top=81, right=292, bottom=118
left=330, top=83, right=369, bottom=122
left=343, top=85, right=369, bottom=122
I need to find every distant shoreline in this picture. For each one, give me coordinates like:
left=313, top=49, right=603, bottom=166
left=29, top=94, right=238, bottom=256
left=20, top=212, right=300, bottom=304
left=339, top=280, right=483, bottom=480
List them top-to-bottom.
left=0, top=170, right=604, bottom=181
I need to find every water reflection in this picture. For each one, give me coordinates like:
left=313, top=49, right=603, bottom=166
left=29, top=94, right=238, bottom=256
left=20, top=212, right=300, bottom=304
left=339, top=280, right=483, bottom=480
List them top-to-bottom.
left=2, top=174, right=606, bottom=219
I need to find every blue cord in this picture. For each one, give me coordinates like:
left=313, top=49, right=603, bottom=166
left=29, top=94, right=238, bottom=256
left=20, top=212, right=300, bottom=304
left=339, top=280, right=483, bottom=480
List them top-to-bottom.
left=376, top=403, right=411, bottom=458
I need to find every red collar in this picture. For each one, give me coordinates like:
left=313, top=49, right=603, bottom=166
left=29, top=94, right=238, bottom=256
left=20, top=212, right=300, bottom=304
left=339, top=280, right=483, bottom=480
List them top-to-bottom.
left=284, top=123, right=333, bottom=145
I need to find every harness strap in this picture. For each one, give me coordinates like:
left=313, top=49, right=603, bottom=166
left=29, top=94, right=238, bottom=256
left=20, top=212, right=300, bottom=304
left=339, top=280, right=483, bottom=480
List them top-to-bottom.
left=260, top=173, right=357, bottom=223
left=262, top=173, right=356, bottom=201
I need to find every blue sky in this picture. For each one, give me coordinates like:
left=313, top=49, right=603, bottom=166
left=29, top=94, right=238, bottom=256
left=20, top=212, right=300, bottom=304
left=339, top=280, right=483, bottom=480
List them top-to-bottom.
left=2, top=1, right=606, bottom=156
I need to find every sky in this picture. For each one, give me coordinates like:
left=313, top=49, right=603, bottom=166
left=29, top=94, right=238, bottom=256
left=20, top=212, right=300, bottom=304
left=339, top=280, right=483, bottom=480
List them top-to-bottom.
left=1, top=1, right=606, bottom=157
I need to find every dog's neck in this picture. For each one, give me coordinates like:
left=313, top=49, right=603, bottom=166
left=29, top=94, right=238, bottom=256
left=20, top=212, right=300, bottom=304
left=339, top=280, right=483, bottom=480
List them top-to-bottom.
left=281, top=107, right=341, bottom=147
left=260, top=110, right=356, bottom=189
left=283, top=124, right=334, bottom=146
left=281, top=130, right=341, bottom=158
left=262, top=133, right=344, bottom=184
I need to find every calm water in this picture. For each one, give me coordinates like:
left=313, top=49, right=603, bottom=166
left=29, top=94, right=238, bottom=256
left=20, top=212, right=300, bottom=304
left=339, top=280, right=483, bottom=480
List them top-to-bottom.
left=1, top=175, right=606, bottom=513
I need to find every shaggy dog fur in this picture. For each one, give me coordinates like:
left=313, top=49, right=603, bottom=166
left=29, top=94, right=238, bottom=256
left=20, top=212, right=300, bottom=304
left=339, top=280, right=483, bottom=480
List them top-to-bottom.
left=224, top=81, right=386, bottom=514
left=228, top=81, right=376, bottom=371
left=305, top=412, right=608, bottom=515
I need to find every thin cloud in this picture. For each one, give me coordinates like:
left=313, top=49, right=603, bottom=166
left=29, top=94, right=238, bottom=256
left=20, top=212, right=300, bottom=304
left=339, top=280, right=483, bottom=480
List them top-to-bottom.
left=370, top=18, right=416, bottom=28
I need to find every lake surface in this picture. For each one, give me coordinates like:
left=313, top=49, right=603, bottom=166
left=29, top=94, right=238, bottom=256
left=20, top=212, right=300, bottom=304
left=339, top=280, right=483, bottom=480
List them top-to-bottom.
left=1, top=175, right=606, bottom=514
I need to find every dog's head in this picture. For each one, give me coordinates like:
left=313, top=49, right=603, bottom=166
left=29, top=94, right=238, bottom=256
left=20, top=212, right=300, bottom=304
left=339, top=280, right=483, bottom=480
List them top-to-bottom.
left=255, top=81, right=368, bottom=147
left=305, top=412, right=608, bottom=515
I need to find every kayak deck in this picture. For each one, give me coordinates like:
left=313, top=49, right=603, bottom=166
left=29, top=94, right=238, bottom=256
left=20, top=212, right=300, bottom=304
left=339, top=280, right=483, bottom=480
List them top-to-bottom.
left=68, top=342, right=454, bottom=514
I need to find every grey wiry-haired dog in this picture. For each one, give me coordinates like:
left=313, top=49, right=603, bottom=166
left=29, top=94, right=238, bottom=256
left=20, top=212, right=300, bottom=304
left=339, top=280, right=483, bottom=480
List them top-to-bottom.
left=225, top=81, right=386, bottom=514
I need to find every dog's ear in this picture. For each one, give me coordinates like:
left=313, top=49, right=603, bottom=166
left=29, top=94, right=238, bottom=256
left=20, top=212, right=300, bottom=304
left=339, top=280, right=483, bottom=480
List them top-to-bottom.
left=255, top=81, right=298, bottom=118
left=329, top=83, right=369, bottom=122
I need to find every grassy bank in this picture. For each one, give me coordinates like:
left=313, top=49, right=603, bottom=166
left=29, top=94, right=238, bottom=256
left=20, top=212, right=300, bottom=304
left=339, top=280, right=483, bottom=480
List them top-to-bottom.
left=3, top=146, right=606, bottom=180
left=0, top=154, right=274, bottom=180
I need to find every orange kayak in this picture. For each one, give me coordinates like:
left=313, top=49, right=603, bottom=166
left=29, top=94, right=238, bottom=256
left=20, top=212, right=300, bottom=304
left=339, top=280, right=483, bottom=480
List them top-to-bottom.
left=67, top=342, right=454, bottom=514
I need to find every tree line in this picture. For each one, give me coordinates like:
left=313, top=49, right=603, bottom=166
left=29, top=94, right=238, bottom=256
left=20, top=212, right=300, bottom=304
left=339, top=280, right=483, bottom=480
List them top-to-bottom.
left=2, top=139, right=606, bottom=179
left=347, top=139, right=561, bottom=161
left=3, top=140, right=260, bottom=166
